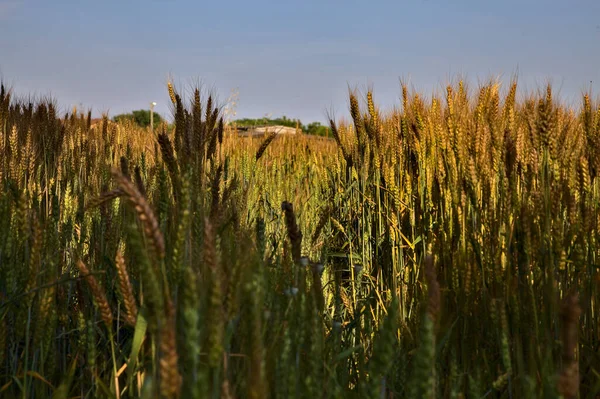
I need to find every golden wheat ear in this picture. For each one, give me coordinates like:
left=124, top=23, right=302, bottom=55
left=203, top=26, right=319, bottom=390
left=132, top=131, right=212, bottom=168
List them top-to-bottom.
left=111, top=167, right=165, bottom=260
left=115, top=250, right=138, bottom=327
left=76, top=260, right=113, bottom=329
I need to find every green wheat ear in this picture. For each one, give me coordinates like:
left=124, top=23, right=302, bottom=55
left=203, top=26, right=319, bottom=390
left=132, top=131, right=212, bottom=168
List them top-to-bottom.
left=170, top=170, right=190, bottom=285
left=204, top=217, right=224, bottom=369
left=407, top=254, right=439, bottom=399
left=366, top=295, right=399, bottom=398
left=408, top=314, right=436, bottom=399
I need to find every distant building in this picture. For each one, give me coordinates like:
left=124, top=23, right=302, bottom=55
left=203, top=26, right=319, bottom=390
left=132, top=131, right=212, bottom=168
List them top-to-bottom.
left=236, top=125, right=300, bottom=137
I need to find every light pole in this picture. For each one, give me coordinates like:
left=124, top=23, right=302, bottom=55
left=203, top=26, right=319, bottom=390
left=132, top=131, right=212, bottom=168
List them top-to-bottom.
left=150, top=102, right=157, bottom=132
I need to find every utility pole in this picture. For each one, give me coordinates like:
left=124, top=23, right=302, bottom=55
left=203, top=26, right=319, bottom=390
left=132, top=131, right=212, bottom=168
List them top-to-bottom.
left=150, top=102, right=157, bottom=132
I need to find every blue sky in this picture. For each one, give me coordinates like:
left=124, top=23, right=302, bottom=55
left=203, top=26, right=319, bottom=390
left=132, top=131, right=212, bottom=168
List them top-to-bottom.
left=1, top=0, right=599, bottom=123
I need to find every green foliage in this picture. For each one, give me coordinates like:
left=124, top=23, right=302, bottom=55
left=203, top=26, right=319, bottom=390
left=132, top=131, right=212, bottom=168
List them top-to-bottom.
left=113, top=109, right=163, bottom=127
left=306, top=121, right=330, bottom=136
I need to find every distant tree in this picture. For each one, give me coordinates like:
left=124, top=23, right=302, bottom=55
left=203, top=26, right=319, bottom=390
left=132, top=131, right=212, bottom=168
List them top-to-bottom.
left=113, top=109, right=163, bottom=128
left=306, top=121, right=330, bottom=137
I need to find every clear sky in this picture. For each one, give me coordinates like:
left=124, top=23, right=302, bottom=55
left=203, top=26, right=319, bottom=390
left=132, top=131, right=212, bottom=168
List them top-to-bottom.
left=1, top=0, right=599, bottom=123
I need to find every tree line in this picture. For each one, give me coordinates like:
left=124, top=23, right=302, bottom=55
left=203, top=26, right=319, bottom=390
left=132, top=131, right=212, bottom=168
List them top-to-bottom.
left=113, top=111, right=330, bottom=137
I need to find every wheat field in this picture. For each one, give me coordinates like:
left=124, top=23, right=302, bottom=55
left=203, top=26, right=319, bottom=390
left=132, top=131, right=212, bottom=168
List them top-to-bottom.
left=0, top=79, right=599, bottom=398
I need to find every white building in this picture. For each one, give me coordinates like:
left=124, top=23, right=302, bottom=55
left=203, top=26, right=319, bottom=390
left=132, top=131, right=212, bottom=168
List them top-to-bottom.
left=236, top=125, right=299, bottom=137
